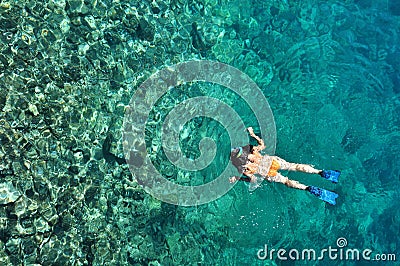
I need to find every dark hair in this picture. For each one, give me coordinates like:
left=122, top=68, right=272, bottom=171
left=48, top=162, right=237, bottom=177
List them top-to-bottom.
left=230, top=144, right=253, bottom=173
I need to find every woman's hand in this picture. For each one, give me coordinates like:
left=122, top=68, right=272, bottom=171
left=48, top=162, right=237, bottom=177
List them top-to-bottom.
left=247, top=127, right=255, bottom=136
left=229, top=176, right=238, bottom=183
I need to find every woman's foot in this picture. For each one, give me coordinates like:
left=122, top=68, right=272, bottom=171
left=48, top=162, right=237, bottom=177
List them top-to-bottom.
left=319, top=170, right=340, bottom=183
left=306, top=186, right=338, bottom=205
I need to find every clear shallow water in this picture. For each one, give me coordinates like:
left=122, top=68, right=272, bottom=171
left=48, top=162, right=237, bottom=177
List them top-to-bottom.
left=0, top=0, right=399, bottom=265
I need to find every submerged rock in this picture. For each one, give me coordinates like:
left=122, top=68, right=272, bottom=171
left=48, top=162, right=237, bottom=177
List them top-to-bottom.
left=0, top=182, right=21, bottom=205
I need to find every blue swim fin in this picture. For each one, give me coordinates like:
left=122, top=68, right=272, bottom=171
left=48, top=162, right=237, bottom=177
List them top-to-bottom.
left=320, top=170, right=340, bottom=183
left=307, top=186, right=338, bottom=205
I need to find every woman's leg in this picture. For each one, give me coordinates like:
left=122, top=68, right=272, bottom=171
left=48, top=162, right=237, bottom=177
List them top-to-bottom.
left=272, top=156, right=321, bottom=174
left=269, top=173, right=308, bottom=190
left=269, top=174, right=339, bottom=204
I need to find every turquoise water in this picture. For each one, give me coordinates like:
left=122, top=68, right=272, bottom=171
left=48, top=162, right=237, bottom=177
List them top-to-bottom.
left=1, top=0, right=399, bottom=265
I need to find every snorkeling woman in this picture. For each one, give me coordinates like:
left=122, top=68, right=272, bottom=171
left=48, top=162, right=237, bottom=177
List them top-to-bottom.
left=230, top=127, right=340, bottom=205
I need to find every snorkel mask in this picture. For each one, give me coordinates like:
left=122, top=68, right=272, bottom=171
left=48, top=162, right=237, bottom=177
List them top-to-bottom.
left=231, top=146, right=243, bottom=158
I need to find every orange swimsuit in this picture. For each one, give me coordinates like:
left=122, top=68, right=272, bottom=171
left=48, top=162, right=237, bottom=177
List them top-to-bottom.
left=256, top=156, right=281, bottom=177
left=268, top=159, right=280, bottom=177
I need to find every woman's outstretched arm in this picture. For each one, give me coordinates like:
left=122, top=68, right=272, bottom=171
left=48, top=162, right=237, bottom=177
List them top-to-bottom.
left=247, top=127, right=265, bottom=151
left=229, top=173, right=256, bottom=183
